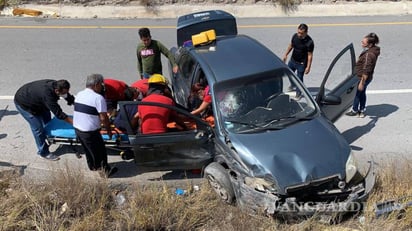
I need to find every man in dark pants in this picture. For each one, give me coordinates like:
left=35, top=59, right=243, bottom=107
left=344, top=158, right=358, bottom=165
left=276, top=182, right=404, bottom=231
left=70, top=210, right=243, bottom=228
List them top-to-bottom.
left=282, top=23, right=314, bottom=99
left=73, top=74, right=117, bottom=177
left=14, top=79, right=75, bottom=161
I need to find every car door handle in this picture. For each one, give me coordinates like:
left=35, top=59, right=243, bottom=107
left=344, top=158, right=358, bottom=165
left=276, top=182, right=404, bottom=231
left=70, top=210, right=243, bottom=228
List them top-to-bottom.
left=346, top=86, right=355, bottom=94
left=195, top=131, right=205, bottom=139
left=139, top=144, right=155, bottom=150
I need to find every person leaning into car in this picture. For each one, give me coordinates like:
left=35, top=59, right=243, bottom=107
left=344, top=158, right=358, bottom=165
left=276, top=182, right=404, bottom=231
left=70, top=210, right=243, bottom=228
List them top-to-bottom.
left=136, top=27, right=179, bottom=79
left=346, top=32, right=381, bottom=118
left=138, top=74, right=188, bottom=134
left=103, top=78, right=139, bottom=115
left=131, top=78, right=149, bottom=99
left=14, top=79, right=75, bottom=161
left=191, top=84, right=212, bottom=118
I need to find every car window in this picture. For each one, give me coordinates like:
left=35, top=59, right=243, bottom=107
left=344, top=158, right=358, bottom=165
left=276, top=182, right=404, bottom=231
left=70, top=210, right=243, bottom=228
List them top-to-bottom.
left=323, top=46, right=354, bottom=94
left=173, top=51, right=197, bottom=106
left=179, top=53, right=196, bottom=81
left=192, top=67, right=207, bottom=87
left=215, top=69, right=317, bottom=133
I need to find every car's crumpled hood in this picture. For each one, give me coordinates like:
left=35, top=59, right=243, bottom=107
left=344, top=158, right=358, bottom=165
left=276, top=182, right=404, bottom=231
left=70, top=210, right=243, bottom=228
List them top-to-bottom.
left=227, top=116, right=351, bottom=195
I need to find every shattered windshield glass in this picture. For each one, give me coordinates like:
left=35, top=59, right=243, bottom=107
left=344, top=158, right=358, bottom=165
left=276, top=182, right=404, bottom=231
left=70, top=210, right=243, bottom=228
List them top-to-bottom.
left=215, top=69, right=317, bottom=133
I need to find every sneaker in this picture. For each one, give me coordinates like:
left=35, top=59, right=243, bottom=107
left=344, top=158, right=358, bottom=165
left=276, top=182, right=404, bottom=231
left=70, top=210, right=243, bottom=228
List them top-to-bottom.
left=287, top=86, right=295, bottom=92
left=345, top=110, right=358, bottom=116
left=358, top=111, right=366, bottom=118
left=40, top=153, right=60, bottom=161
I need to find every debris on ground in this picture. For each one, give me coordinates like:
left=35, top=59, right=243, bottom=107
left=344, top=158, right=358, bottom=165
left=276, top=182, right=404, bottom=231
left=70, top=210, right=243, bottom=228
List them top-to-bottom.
left=12, top=8, right=42, bottom=16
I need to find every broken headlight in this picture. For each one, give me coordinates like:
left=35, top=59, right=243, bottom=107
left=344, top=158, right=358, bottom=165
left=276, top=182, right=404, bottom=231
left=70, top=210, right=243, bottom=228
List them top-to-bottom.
left=345, top=152, right=359, bottom=183
left=245, top=176, right=278, bottom=193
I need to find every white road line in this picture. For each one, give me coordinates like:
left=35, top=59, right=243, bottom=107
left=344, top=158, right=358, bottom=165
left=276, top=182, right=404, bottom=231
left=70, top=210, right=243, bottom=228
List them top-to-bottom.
left=0, top=89, right=411, bottom=100
left=367, top=89, right=412, bottom=94
left=0, top=96, right=14, bottom=100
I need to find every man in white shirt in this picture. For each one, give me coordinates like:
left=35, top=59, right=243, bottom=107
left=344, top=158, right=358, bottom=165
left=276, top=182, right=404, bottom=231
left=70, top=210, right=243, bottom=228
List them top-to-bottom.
left=73, top=73, right=118, bottom=178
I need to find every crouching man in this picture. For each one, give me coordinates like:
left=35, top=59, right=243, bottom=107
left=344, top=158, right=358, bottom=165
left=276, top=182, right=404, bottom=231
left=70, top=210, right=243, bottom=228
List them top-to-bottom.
left=14, top=79, right=74, bottom=161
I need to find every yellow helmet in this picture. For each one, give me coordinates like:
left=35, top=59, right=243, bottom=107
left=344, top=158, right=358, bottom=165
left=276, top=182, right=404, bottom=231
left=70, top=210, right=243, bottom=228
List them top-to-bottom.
left=148, top=74, right=168, bottom=85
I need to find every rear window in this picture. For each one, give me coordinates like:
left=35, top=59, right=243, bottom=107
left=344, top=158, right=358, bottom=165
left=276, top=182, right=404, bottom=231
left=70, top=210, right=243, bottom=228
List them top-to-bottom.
left=177, top=10, right=237, bottom=47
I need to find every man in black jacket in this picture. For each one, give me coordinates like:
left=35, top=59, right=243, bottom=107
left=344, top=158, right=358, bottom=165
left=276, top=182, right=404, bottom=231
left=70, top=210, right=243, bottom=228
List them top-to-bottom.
left=14, top=79, right=75, bottom=161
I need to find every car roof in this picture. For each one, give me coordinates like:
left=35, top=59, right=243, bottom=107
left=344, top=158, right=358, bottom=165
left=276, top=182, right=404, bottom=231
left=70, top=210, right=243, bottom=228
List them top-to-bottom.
left=176, top=10, right=237, bottom=47
left=188, top=34, right=286, bottom=83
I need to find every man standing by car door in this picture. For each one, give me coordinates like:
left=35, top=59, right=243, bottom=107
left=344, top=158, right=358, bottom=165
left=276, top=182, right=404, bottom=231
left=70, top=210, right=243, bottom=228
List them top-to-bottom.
left=282, top=23, right=314, bottom=98
left=136, top=27, right=179, bottom=79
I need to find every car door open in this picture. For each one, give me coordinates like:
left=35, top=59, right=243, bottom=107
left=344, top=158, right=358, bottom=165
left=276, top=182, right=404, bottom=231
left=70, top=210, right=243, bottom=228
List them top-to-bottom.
left=315, top=43, right=358, bottom=122
left=118, top=101, right=215, bottom=172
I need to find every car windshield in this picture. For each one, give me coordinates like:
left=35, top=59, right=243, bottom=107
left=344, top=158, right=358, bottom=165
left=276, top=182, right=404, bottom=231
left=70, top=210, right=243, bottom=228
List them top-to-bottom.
left=214, top=69, right=317, bottom=133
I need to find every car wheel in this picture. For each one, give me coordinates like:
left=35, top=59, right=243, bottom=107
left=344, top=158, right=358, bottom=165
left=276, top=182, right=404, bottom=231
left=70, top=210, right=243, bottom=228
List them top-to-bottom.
left=119, top=149, right=134, bottom=160
left=204, top=162, right=235, bottom=204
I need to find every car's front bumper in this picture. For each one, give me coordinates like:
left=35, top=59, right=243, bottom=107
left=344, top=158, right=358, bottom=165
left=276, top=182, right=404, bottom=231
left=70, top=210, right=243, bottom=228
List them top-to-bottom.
left=234, top=161, right=376, bottom=219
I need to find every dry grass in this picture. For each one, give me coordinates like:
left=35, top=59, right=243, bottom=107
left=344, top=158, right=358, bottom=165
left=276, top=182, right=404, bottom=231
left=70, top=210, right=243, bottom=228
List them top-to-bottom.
left=1, top=159, right=412, bottom=231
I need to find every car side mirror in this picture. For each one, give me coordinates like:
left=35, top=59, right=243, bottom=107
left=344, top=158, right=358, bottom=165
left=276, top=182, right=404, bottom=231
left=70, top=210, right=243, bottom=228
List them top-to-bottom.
left=321, top=94, right=342, bottom=105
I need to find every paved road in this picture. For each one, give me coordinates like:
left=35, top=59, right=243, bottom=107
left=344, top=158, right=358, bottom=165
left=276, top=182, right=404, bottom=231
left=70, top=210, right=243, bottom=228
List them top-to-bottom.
left=2, top=1, right=412, bottom=18
left=0, top=15, right=411, bottom=183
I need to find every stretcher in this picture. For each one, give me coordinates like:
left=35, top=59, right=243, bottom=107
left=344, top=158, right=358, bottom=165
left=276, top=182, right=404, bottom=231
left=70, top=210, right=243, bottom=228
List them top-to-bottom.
left=44, top=115, right=215, bottom=159
left=45, top=117, right=132, bottom=159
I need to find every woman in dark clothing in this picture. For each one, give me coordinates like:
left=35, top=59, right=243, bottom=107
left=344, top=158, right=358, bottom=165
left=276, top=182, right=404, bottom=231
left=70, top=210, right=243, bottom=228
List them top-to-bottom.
left=346, top=32, right=381, bottom=118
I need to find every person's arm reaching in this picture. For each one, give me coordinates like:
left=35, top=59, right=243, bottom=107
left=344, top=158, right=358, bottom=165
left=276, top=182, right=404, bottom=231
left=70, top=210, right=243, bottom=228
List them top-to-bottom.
left=158, top=41, right=179, bottom=74
left=137, top=47, right=143, bottom=79
left=305, top=51, right=313, bottom=74
left=191, top=101, right=210, bottom=116
left=131, top=111, right=139, bottom=132
left=100, top=112, right=112, bottom=139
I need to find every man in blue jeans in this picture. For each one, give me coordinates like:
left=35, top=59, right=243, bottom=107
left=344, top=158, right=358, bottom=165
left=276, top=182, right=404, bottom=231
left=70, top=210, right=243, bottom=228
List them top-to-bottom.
left=282, top=23, right=314, bottom=99
left=14, top=79, right=75, bottom=161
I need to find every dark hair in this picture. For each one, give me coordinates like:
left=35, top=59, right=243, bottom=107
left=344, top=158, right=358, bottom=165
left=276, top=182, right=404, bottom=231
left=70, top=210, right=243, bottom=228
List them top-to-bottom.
left=298, top=23, right=308, bottom=32
left=138, top=27, right=151, bottom=38
left=365, top=32, right=379, bottom=46
left=53, top=79, right=70, bottom=91
left=147, top=83, right=166, bottom=95
left=191, top=83, right=204, bottom=95
left=124, top=87, right=137, bottom=101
